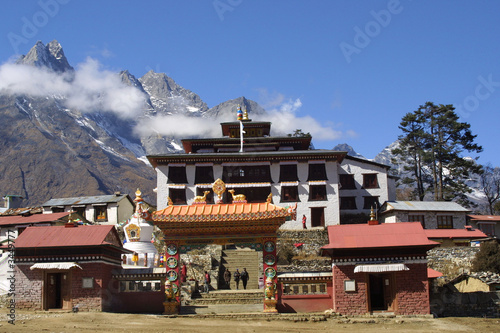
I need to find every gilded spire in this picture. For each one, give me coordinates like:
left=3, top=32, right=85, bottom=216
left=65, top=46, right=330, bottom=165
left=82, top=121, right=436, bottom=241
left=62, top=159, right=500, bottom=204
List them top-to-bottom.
left=243, top=108, right=249, bottom=121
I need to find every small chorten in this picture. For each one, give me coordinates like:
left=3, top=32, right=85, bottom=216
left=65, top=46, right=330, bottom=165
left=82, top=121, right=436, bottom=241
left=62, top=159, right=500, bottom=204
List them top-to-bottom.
left=123, top=189, right=158, bottom=267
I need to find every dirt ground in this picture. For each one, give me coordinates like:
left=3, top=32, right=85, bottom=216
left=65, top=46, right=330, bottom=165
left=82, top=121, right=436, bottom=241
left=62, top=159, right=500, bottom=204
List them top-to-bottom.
left=0, top=310, right=499, bottom=333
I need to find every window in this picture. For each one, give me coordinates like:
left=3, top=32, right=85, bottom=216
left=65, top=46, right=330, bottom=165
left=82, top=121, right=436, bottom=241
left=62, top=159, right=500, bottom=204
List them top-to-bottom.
left=279, top=164, right=298, bottom=182
left=307, top=164, right=327, bottom=181
left=222, top=165, right=272, bottom=183
left=167, top=166, right=187, bottom=184
left=195, top=166, right=214, bottom=184
left=339, top=174, right=356, bottom=189
left=363, top=174, right=379, bottom=188
left=309, top=185, right=327, bottom=201
left=226, top=186, right=271, bottom=203
left=281, top=186, right=299, bottom=202
left=169, top=189, right=186, bottom=205
left=363, top=196, right=380, bottom=210
left=340, top=197, right=357, bottom=210
left=94, top=205, right=107, bottom=222
left=72, top=206, right=86, bottom=219
left=51, top=207, right=64, bottom=213
left=311, top=207, right=325, bottom=227
left=409, top=215, right=426, bottom=228
left=437, top=215, right=453, bottom=229
left=477, top=223, right=495, bottom=236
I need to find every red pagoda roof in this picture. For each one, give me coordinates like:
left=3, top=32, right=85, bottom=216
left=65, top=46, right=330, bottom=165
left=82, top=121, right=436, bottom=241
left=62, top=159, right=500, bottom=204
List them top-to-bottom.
left=153, top=202, right=294, bottom=223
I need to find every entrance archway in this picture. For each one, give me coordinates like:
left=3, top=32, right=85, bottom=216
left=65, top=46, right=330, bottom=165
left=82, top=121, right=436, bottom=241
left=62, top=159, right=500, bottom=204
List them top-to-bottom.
left=153, top=180, right=296, bottom=314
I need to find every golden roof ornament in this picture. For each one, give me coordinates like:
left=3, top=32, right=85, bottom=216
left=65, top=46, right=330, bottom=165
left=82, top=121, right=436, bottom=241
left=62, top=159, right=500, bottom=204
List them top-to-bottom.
left=243, top=108, right=249, bottom=121
left=212, top=178, right=226, bottom=204
left=167, top=196, right=173, bottom=206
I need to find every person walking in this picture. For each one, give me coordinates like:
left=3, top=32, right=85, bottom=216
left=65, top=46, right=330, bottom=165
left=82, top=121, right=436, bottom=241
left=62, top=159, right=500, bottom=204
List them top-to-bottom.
left=240, top=267, right=249, bottom=290
left=224, top=268, right=231, bottom=289
left=233, top=269, right=241, bottom=290
left=204, top=271, right=211, bottom=293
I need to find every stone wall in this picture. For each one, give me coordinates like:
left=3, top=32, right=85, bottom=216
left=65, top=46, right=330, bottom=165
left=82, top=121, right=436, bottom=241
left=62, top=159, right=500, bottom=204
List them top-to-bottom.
left=277, top=229, right=330, bottom=272
left=427, top=246, right=480, bottom=283
left=14, top=264, right=43, bottom=310
left=430, top=290, right=500, bottom=317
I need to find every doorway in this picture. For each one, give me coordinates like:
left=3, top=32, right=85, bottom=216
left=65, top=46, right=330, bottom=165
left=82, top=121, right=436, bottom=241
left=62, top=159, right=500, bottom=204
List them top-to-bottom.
left=310, top=207, right=325, bottom=227
left=45, top=272, right=70, bottom=310
left=368, top=273, right=395, bottom=312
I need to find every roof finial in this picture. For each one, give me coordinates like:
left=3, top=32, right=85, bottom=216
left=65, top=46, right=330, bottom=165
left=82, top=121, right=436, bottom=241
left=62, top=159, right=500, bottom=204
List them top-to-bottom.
left=236, top=104, right=243, bottom=121
left=243, top=108, right=249, bottom=121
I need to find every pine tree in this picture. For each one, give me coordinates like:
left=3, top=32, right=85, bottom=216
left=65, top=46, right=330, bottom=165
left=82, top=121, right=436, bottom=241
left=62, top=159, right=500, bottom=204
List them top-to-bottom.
left=392, top=102, right=482, bottom=201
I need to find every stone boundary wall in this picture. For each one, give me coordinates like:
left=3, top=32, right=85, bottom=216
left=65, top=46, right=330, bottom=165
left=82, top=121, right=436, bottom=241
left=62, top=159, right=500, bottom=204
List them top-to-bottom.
left=277, top=229, right=331, bottom=272
left=427, top=246, right=480, bottom=279
left=430, top=290, right=500, bottom=317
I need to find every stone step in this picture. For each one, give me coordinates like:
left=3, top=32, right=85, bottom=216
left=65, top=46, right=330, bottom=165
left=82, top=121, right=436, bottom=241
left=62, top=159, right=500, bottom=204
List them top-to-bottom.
left=190, top=290, right=263, bottom=305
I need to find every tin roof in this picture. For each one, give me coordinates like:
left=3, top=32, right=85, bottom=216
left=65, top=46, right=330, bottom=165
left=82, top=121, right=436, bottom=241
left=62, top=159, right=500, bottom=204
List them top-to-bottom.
left=41, top=194, right=131, bottom=207
left=381, top=201, right=470, bottom=213
left=0, top=212, right=70, bottom=226
left=322, top=222, right=438, bottom=251
left=14, top=224, right=120, bottom=248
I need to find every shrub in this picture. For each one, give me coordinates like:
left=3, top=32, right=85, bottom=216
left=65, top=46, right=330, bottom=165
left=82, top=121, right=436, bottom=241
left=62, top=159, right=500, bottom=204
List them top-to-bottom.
left=471, top=240, right=500, bottom=273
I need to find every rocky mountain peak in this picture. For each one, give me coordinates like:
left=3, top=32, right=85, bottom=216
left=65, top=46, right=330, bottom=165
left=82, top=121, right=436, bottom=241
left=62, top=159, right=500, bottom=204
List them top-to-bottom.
left=16, top=40, right=73, bottom=73
left=204, top=96, right=267, bottom=121
left=332, top=143, right=366, bottom=159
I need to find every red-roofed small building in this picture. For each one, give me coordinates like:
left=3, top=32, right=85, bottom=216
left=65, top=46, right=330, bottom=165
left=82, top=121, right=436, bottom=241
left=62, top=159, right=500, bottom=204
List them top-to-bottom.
left=0, top=212, right=71, bottom=244
left=467, top=215, right=500, bottom=237
left=320, top=221, right=438, bottom=315
left=14, top=224, right=130, bottom=311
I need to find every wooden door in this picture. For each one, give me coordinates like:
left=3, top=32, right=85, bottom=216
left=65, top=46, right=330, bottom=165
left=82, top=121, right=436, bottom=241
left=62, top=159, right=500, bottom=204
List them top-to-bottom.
left=45, top=272, right=71, bottom=309
left=46, top=273, right=61, bottom=309
left=382, top=274, right=396, bottom=312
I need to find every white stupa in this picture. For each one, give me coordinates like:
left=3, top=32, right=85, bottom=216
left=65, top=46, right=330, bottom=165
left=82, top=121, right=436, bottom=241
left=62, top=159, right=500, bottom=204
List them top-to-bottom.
left=123, top=189, right=158, bottom=267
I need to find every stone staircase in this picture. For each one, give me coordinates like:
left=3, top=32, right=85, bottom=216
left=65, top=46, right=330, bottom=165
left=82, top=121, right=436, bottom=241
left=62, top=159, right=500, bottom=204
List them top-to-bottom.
left=220, top=248, right=260, bottom=290
left=183, top=289, right=264, bottom=314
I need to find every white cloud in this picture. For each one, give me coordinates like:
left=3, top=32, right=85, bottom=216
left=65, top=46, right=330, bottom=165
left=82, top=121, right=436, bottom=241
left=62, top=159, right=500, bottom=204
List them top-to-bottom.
left=0, top=58, right=146, bottom=119
left=254, top=97, right=346, bottom=141
left=135, top=114, right=221, bottom=138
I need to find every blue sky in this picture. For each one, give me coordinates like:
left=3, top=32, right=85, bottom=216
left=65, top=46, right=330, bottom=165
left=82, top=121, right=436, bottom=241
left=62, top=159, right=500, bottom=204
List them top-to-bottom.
left=1, top=0, right=500, bottom=166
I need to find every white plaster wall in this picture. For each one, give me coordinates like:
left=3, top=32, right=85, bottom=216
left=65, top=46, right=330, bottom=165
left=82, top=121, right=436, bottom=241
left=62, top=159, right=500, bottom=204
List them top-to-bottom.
left=338, top=158, right=390, bottom=214
left=156, top=166, right=169, bottom=210
left=116, top=200, right=134, bottom=224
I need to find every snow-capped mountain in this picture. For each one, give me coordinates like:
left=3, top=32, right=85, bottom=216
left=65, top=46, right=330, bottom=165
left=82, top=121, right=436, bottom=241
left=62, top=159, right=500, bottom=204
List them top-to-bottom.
left=0, top=40, right=266, bottom=206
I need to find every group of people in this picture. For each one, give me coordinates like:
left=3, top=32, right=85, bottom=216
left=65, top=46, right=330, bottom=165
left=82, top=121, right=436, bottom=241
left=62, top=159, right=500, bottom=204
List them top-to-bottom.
left=202, top=267, right=249, bottom=293
left=224, top=267, right=249, bottom=290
